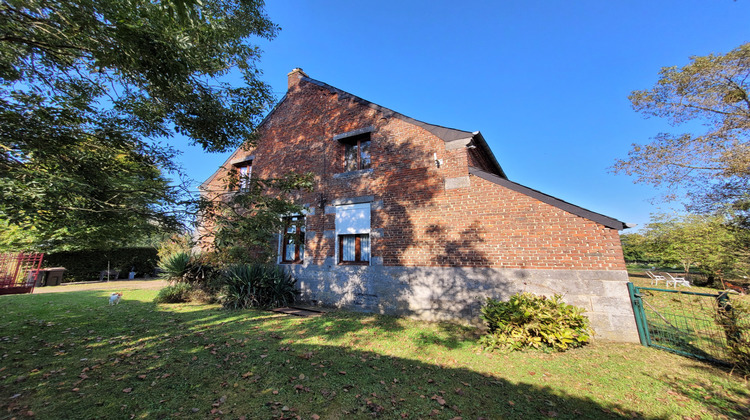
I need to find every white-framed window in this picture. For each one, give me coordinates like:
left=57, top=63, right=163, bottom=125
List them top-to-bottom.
left=335, top=203, right=371, bottom=265
left=339, top=234, right=370, bottom=264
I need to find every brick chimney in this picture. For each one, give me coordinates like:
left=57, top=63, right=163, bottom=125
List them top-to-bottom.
left=287, top=68, right=308, bottom=90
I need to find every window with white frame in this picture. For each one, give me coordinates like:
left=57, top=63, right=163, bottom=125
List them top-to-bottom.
left=335, top=203, right=371, bottom=265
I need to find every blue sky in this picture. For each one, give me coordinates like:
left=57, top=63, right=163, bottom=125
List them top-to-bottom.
left=178, top=0, right=750, bottom=230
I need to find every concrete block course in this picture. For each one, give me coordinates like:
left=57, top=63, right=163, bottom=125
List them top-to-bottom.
left=289, top=264, right=639, bottom=343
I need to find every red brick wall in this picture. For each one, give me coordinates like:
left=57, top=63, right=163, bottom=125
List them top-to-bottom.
left=201, top=78, right=625, bottom=271
left=381, top=175, right=625, bottom=269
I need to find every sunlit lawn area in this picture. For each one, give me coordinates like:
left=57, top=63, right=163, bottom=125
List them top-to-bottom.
left=1, top=286, right=748, bottom=419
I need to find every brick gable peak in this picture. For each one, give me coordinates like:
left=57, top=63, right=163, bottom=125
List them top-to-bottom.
left=291, top=72, right=507, bottom=177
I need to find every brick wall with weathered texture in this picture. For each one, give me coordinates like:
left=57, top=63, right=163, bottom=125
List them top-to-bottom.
left=200, top=72, right=638, bottom=342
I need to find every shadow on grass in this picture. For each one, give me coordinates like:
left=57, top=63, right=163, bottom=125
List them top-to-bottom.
left=0, top=290, right=720, bottom=419
left=647, top=366, right=750, bottom=419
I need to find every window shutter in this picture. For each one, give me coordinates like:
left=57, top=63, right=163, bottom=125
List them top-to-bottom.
left=335, top=203, right=371, bottom=235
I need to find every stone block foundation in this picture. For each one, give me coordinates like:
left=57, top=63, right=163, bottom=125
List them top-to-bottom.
left=286, top=265, right=639, bottom=343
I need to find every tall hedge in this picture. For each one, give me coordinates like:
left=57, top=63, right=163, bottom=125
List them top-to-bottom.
left=43, top=248, right=158, bottom=283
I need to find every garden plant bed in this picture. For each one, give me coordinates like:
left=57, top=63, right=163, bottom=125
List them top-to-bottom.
left=0, top=286, right=748, bottom=419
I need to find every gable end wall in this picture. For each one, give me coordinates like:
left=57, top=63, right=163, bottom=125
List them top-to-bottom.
left=200, top=77, right=638, bottom=342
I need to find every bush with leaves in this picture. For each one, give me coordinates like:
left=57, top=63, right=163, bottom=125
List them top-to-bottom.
left=157, top=233, right=195, bottom=262
left=160, top=251, right=222, bottom=298
left=161, top=251, right=218, bottom=282
left=161, top=252, right=192, bottom=279
left=221, top=263, right=298, bottom=309
left=154, top=282, right=217, bottom=304
left=154, top=283, right=194, bottom=304
left=479, top=293, right=591, bottom=352
left=715, top=295, right=750, bottom=374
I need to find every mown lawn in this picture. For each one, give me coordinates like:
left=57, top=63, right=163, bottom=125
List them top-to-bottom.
left=1, top=287, right=748, bottom=419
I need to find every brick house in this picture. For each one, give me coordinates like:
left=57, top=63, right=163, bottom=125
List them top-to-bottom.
left=200, top=69, right=638, bottom=342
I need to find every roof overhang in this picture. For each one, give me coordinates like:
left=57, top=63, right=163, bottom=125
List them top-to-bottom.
left=469, top=167, right=629, bottom=230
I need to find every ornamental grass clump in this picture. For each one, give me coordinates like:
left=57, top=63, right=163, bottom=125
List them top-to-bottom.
left=160, top=252, right=220, bottom=287
left=221, top=263, right=299, bottom=309
left=479, top=292, right=591, bottom=352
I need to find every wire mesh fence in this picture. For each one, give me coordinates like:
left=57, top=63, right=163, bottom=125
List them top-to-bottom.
left=629, top=283, right=748, bottom=365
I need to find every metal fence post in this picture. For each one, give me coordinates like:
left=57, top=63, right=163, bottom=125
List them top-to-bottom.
left=627, top=282, right=651, bottom=347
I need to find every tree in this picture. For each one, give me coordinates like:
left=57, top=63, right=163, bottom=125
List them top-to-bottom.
left=0, top=0, right=277, bottom=250
left=613, top=43, right=750, bottom=215
left=197, top=170, right=313, bottom=264
left=640, top=213, right=743, bottom=282
left=619, top=232, right=650, bottom=264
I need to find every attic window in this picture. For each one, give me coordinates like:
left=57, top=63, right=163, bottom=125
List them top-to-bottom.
left=334, top=126, right=374, bottom=173
left=343, top=133, right=371, bottom=172
left=231, top=158, right=253, bottom=191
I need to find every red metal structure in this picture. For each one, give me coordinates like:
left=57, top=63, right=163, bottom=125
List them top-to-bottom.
left=0, top=253, right=44, bottom=295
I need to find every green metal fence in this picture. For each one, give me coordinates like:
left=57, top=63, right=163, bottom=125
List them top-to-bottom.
left=627, top=282, right=746, bottom=365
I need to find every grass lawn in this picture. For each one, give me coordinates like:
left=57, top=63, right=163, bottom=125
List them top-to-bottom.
left=1, top=285, right=749, bottom=419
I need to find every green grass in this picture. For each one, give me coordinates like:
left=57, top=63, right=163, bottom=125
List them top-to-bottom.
left=1, top=288, right=749, bottom=419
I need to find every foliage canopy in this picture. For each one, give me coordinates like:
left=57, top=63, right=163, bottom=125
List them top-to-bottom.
left=0, top=0, right=278, bottom=250
left=613, top=43, right=750, bottom=215
left=197, top=170, right=313, bottom=264
left=623, top=213, right=749, bottom=282
left=479, top=293, right=591, bottom=353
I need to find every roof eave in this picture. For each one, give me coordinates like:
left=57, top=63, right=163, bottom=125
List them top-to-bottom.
left=471, top=131, right=507, bottom=179
left=469, top=167, right=629, bottom=230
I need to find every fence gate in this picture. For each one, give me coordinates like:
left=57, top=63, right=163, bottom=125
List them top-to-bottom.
left=0, top=253, right=45, bottom=295
left=627, top=282, right=746, bottom=365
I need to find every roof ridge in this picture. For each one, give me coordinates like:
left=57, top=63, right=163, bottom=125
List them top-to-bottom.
left=301, top=76, right=474, bottom=142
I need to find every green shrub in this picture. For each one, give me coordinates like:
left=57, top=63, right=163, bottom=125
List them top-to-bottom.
left=157, top=233, right=194, bottom=262
left=159, top=252, right=220, bottom=290
left=161, top=252, right=192, bottom=280
left=221, top=263, right=298, bottom=309
left=154, top=283, right=194, bottom=304
left=188, top=288, right=218, bottom=304
left=479, top=293, right=591, bottom=352
left=715, top=297, right=750, bottom=374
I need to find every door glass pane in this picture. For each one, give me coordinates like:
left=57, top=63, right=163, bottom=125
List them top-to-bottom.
left=285, top=239, right=296, bottom=261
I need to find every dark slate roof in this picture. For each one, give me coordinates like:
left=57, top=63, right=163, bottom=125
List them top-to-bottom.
left=301, top=77, right=473, bottom=142
left=468, top=167, right=628, bottom=230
